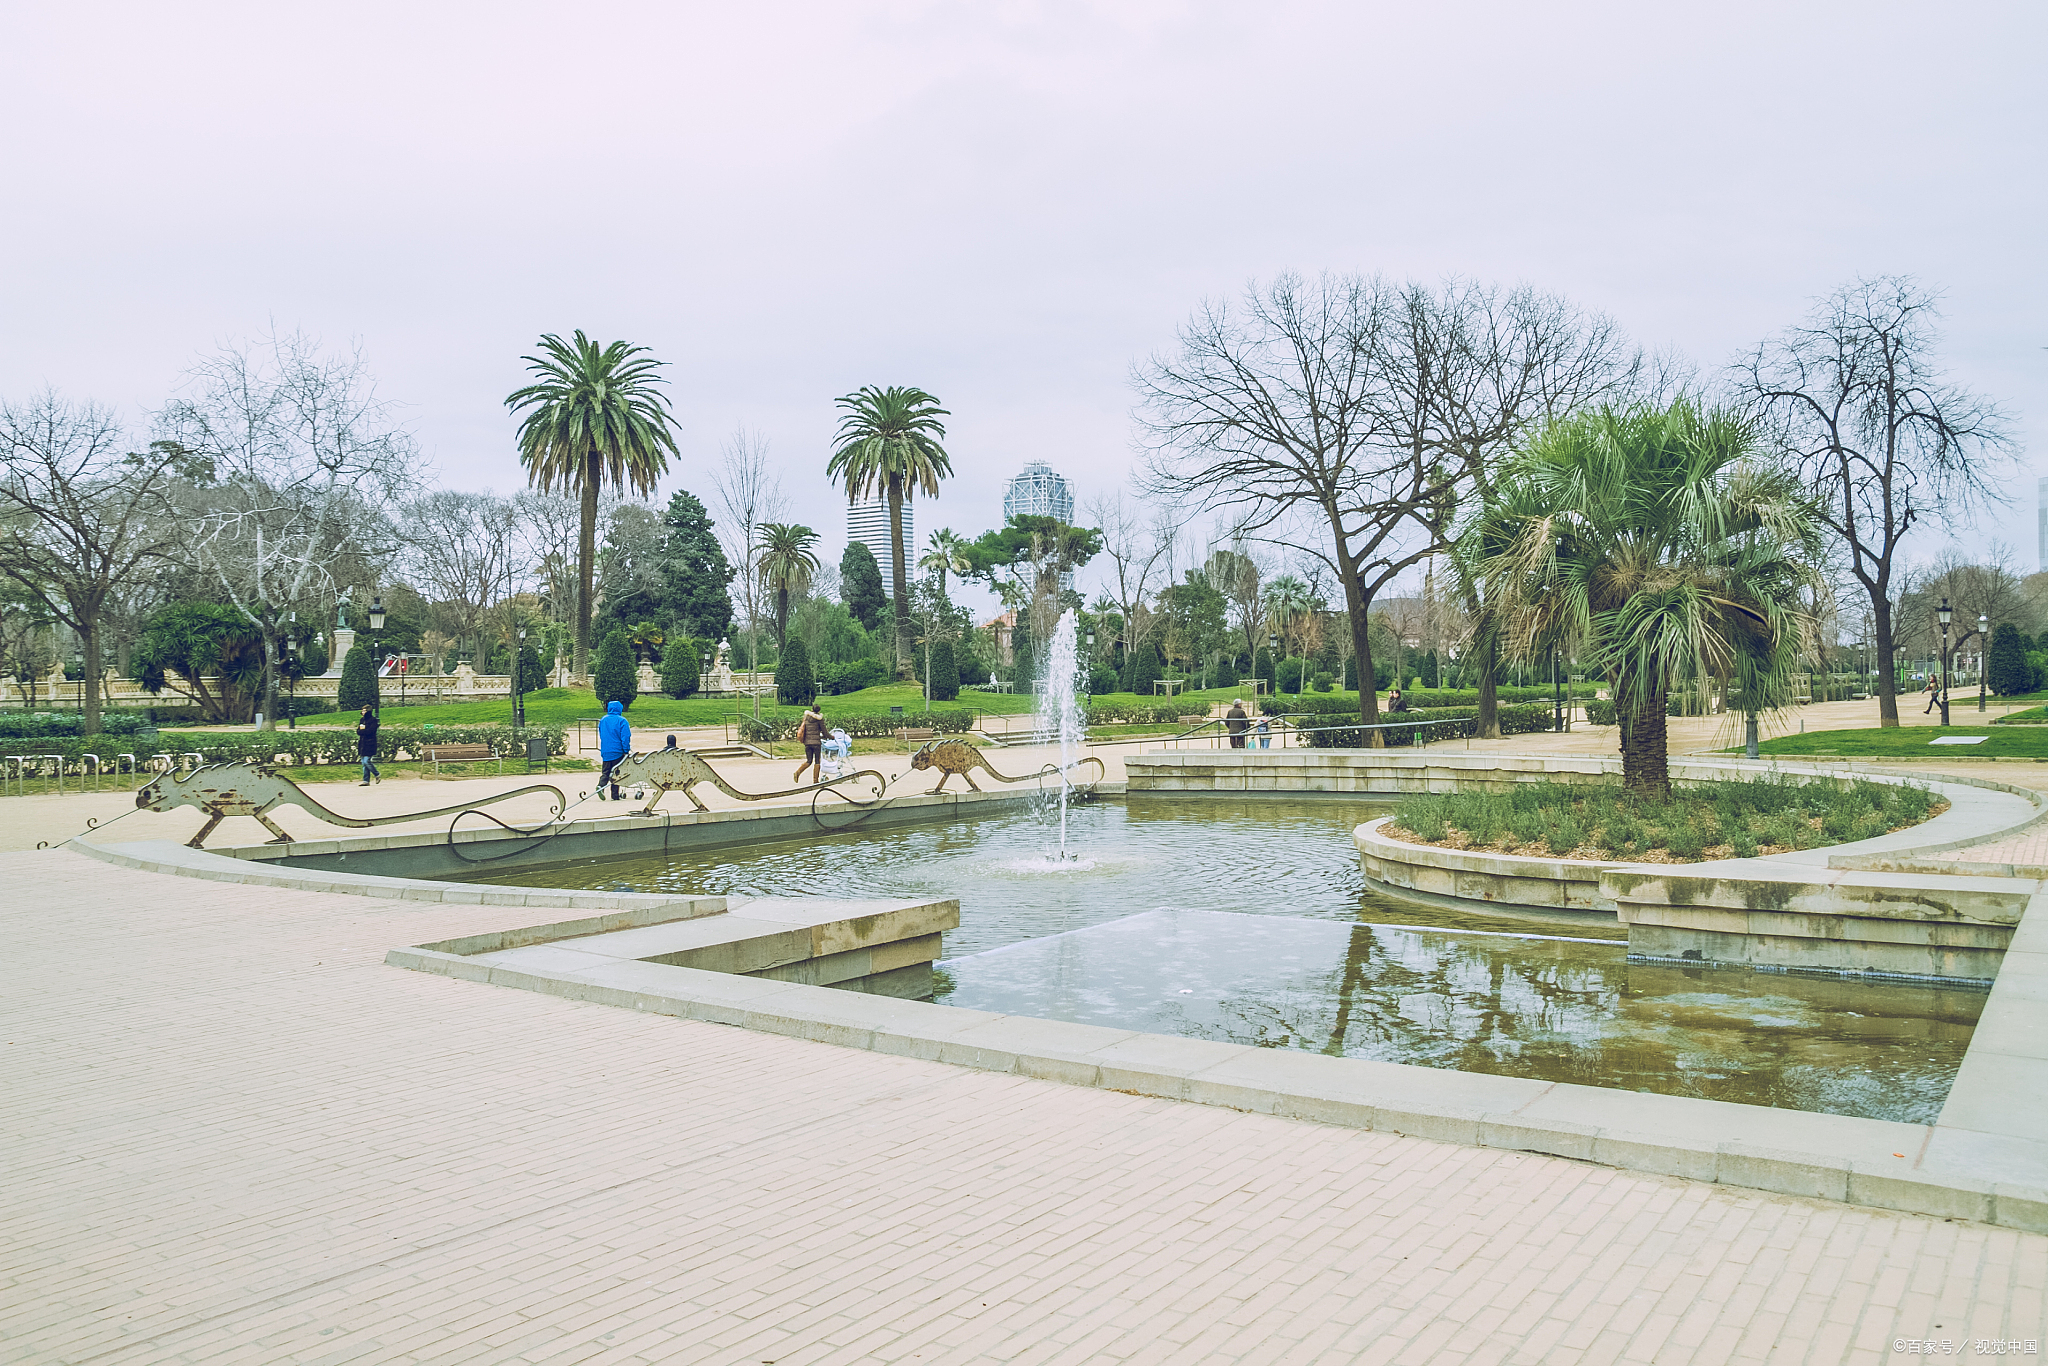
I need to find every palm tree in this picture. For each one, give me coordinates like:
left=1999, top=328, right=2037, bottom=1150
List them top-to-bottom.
left=505, top=331, right=679, bottom=677
left=826, top=386, right=952, bottom=676
left=1465, top=399, right=1819, bottom=794
left=757, top=522, right=820, bottom=650
left=918, top=528, right=971, bottom=599
left=1265, top=575, right=1312, bottom=665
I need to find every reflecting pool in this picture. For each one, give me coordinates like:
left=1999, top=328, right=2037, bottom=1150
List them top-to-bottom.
left=479, top=795, right=1981, bottom=1122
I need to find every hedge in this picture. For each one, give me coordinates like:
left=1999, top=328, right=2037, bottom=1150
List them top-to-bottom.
left=1300, top=703, right=1556, bottom=748
left=738, top=708, right=977, bottom=743
left=0, top=712, right=150, bottom=738
left=0, top=723, right=569, bottom=771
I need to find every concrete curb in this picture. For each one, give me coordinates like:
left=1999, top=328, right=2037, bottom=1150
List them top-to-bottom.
left=386, top=940, right=2048, bottom=1233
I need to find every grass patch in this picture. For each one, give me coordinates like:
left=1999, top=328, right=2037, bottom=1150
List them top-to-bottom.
left=1743, top=726, right=2048, bottom=758
left=1385, top=777, right=1942, bottom=862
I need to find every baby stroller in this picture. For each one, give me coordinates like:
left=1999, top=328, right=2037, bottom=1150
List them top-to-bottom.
left=820, top=728, right=853, bottom=780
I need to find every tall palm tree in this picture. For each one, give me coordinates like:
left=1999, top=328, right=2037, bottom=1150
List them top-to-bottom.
left=505, top=331, right=679, bottom=677
left=826, top=386, right=951, bottom=676
left=1466, top=399, right=1820, bottom=794
left=757, top=522, right=820, bottom=650
left=918, top=528, right=971, bottom=599
left=1264, top=575, right=1312, bottom=661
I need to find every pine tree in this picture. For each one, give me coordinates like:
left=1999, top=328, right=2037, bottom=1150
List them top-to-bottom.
left=657, top=489, right=735, bottom=640
left=841, top=542, right=887, bottom=632
left=593, top=628, right=638, bottom=709
left=777, top=637, right=815, bottom=705
left=928, top=638, right=959, bottom=702
left=337, top=640, right=379, bottom=711
left=1122, top=640, right=1164, bottom=695
left=514, top=643, right=548, bottom=695
left=1254, top=646, right=1276, bottom=692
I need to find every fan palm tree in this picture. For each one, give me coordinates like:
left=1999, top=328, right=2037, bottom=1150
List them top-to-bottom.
left=505, top=331, right=679, bottom=677
left=826, top=386, right=952, bottom=676
left=1465, top=399, right=1820, bottom=794
left=757, top=522, right=820, bottom=650
left=918, top=528, right=972, bottom=598
left=1264, top=575, right=1312, bottom=660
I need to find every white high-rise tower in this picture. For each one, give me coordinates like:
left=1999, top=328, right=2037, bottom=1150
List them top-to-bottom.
left=847, top=495, right=912, bottom=589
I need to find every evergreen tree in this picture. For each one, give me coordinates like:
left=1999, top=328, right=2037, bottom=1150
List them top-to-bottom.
left=656, top=489, right=734, bottom=640
left=841, top=541, right=887, bottom=631
left=1012, top=617, right=1037, bottom=693
left=1988, top=622, right=2031, bottom=697
left=593, top=628, right=638, bottom=709
left=660, top=635, right=703, bottom=698
left=777, top=637, right=815, bottom=705
left=928, top=638, right=959, bottom=702
left=337, top=639, right=380, bottom=711
left=1122, top=640, right=1164, bottom=695
left=1254, top=646, right=1276, bottom=692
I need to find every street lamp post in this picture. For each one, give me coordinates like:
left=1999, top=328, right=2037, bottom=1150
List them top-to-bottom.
left=368, top=596, right=386, bottom=716
left=1938, top=597, right=1952, bottom=727
left=285, top=610, right=297, bottom=730
left=1980, top=613, right=1989, bottom=713
left=514, top=627, right=527, bottom=729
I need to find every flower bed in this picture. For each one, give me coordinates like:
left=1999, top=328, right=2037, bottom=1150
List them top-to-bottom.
left=1383, top=776, right=1944, bottom=862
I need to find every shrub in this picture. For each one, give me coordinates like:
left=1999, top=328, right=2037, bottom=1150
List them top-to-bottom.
left=593, top=629, right=638, bottom=710
left=775, top=638, right=815, bottom=705
left=927, top=638, right=960, bottom=702
left=659, top=639, right=700, bottom=698
left=336, top=641, right=379, bottom=712
left=817, top=657, right=888, bottom=696
left=1275, top=657, right=1306, bottom=693
left=1087, top=664, right=1119, bottom=696
left=1312, top=672, right=1335, bottom=692
left=1584, top=699, right=1616, bottom=725
left=737, top=707, right=975, bottom=743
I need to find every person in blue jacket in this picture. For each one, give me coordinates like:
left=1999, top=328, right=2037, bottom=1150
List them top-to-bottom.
left=597, top=699, right=631, bottom=800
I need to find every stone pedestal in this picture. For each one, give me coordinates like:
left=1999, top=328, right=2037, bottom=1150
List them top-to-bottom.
left=326, top=629, right=354, bottom=679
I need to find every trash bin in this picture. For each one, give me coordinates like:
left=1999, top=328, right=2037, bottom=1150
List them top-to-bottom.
left=525, top=735, right=549, bottom=773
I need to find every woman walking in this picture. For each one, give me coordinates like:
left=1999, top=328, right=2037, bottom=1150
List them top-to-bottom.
left=356, top=705, right=381, bottom=785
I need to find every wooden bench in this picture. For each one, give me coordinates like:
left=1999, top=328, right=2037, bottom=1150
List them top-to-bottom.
left=895, top=728, right=938, bottom=749
left=422, top=742, right=500, bottom=774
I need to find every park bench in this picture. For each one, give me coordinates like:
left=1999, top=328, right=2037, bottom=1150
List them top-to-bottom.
left=895, top=727, right=938, bottom=750
left=422, top=742, right=501, bottom=774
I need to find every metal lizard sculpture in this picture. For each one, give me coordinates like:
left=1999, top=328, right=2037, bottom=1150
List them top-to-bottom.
left=908, top=738, right=1105, bottom=794
left=615, top=747, right=887, bottom=814
left=135, top=760, right=568, bottom=848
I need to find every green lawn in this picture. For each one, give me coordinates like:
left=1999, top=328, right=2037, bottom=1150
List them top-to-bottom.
left=1747, top=726, right=2048, bottom=758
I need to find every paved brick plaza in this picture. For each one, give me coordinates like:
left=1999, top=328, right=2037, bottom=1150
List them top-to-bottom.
left=3, top=845, right=2042, bottom=1364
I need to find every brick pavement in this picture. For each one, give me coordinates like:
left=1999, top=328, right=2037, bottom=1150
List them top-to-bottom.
left=2, top=848, right=2042, bottom=1363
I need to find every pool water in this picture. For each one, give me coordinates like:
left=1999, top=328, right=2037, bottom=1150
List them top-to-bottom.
left=480, top=795, right=1981, bottom=1122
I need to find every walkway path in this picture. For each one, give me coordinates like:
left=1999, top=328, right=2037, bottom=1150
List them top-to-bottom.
left=2, top=847, right=2041, bottom=1364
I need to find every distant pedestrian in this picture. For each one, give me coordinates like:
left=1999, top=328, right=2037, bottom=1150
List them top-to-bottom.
left=1923, top=674, right=1942, bottom=716
left=1387, top=688, right=1408, bottom=713
left=597, top=699, right=631, bottom=800
left=1225, top=699, right=1249, bottom=749
left=795, top=702, right=827, bottom=785
left=356, top=705, right=381, bottom=785
left=1254, top=716, right=1271, bottom=750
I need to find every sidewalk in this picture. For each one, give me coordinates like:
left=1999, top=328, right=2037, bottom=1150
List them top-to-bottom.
left=2, top=845, right=2037, bottom=1364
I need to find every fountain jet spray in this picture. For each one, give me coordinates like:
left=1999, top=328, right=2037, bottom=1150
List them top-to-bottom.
left=1040, top=609, right=1085, bottom=859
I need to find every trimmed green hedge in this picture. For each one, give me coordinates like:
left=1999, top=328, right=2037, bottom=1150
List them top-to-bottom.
left=1300, top=703, right=1555, bottom=748
left=737, top=709, right=977, bottom=743
left=0, top=712, right=150, bottom=738
left=0, top=723, right=569, bottom=770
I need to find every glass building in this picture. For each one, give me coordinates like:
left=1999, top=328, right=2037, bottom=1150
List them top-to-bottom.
left=1003, top=461, right=1075, bottom=524
left=847, top=495, right=911, bottom=588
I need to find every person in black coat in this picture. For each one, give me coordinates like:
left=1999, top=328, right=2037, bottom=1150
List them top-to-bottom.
left=356, top=706, right=381, bottom=785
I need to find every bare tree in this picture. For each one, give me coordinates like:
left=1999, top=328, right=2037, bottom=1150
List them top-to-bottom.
left=1141, top=274, right=1634, bottom=738
left=1738, top=276, right=2017, bottom=726
left=159, top=332, right=420, bottom=729
left=0, top=395, right=191, bottom=732
left=710, top=426, right=784, bottom=716
left=405, top=490, right=522, bottom=664
left=1087, top=492, right=1175, bottom=671
left=1203, top=536, right=1269, bottom=664
left=1896, top=548, right=2026, bottom=678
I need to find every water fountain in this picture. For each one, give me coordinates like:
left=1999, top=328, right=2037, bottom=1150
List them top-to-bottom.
left=1038, top=610, right=1087, bottom=863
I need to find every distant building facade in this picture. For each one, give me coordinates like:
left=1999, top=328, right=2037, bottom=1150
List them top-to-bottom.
left=1003, top=461, right=1075, bottom=524
left=1003, top=461, right=1077, bottom=592
left=847, top=495, right=912, bottom=589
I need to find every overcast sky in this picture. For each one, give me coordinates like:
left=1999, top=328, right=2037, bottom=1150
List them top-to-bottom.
left=4, top=1, right=2042, bottom=622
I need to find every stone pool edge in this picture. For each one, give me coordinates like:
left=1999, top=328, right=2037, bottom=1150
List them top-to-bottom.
left=385, top=930, right=2048, bottom=1235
